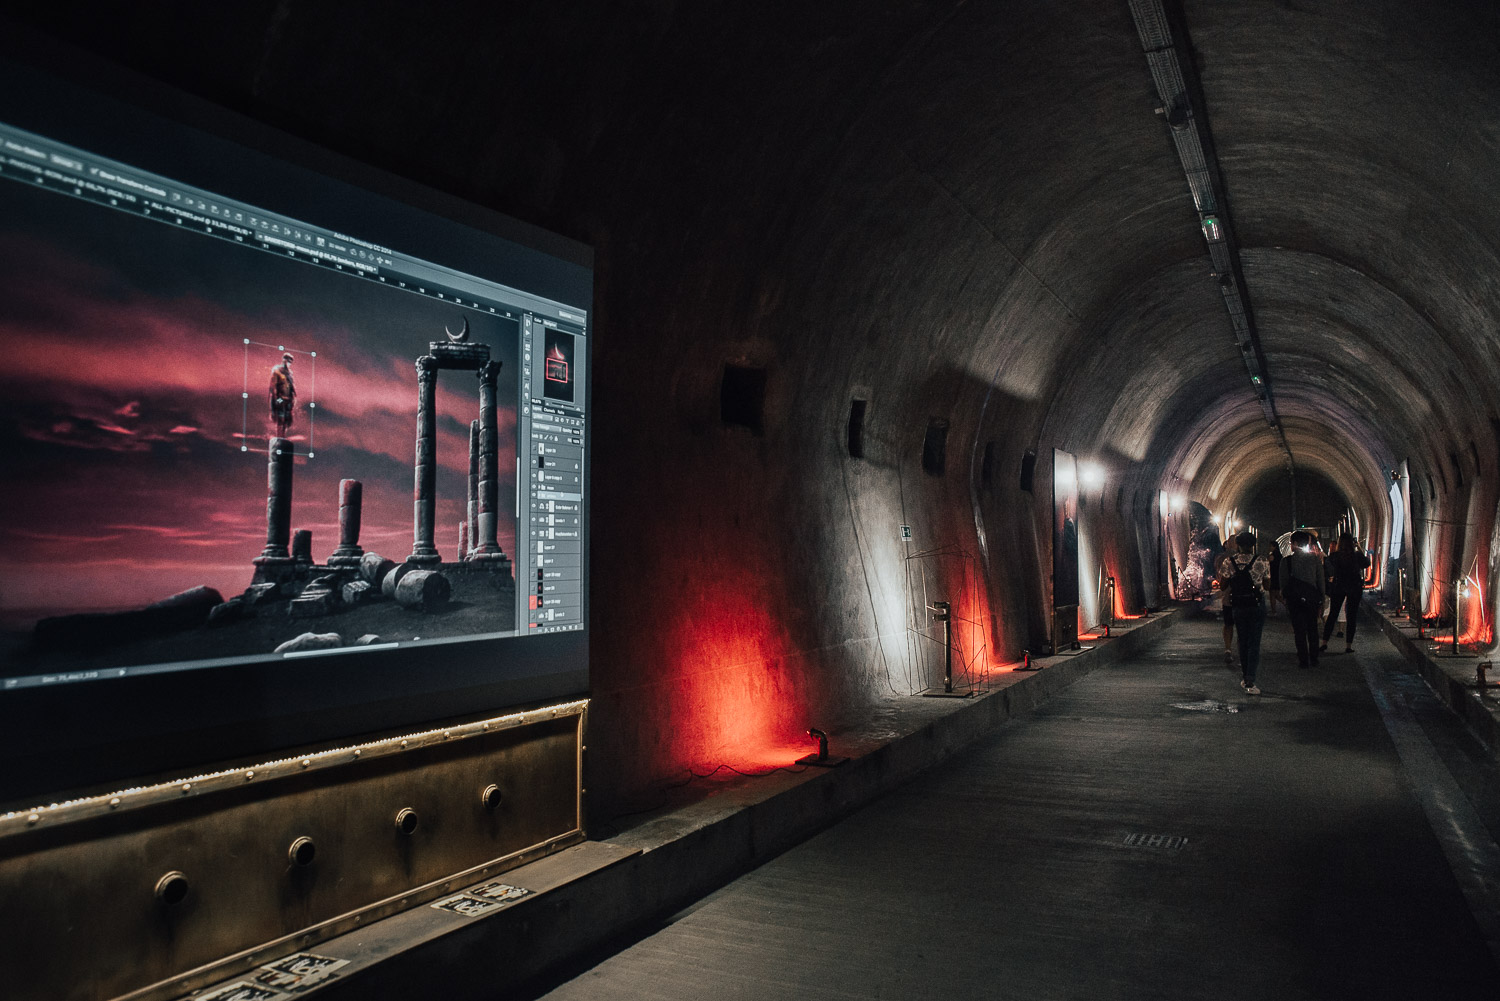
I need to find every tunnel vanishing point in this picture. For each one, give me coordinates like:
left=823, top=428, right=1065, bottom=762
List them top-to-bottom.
left=18, top=0, right=1500, bottom=816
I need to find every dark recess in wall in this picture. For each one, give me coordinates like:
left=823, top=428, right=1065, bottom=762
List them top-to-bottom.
left=720, top=364, right=766, bottom=434
left=847, top=399, right=866, bottom=458
left=922, top=419, right=949, bottom=476
left=981, top=440, right=996, bottom=490
left=1019, top=449, right=1037, bottom=493
left=1450, top=450, right=1464, bottom=489
left=1242, top=468, right=1349, bottom=534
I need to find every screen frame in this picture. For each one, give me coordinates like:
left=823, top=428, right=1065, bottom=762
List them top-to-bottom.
left=0, top=26, right=593, bottom=803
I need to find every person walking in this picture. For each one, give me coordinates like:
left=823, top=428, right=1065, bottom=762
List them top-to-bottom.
left=1280, top=530, right=1326, bottom=668
left=1219, top=531, right=1270, bottom=694
left=1321, top=533, right=1372, bottom=654
left=1215, top=535, right=1239, bottom=664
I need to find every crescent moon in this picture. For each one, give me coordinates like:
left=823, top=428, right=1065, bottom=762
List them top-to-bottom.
left=445, top=317, right=470, bottom=342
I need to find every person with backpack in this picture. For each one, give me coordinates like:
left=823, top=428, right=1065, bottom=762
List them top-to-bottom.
left=1280, top=530, right=1326, bottom=668
left=1217, top=532, right=1271, bottom=694
left=1321, top=533, right=1372, bottom=654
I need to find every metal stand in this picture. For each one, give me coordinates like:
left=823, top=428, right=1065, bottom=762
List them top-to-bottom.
left=1435, top=577, right=1478, bottom=658
left=922, top=600, right=975, bottom=697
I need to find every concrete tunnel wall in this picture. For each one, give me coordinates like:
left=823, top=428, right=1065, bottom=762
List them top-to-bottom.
left=13, top=0, right=1500, bottom=816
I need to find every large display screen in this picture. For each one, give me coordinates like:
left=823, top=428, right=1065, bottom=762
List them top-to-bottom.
left=0, top=45, right=591, bottom=800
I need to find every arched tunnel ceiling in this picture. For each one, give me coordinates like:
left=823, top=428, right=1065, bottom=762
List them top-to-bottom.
left=1015, top=0, right=1500, bottom=526
left=11, top=1, right=1497, bottom=517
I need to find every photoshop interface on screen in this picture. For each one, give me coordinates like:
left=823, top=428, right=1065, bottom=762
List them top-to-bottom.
left=0, top=119, right=587, bottom=688
left=521, top=318, right=586, bottom=631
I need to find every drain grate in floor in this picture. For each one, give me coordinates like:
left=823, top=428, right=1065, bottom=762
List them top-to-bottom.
left=1170, top=699, right=1239, bottom=713
left=1122, top=833, right=1188, bottom=851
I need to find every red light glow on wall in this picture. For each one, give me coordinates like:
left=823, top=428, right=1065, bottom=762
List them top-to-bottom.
left=1458, top=574, right=1493, bottom=647
left=662, top=579, right=809, bottom=771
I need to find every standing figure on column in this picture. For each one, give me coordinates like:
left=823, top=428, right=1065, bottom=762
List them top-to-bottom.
left=268, top=353, right=297, bottom=436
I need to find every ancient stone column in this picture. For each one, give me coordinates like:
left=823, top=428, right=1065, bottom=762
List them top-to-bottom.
left=408, top=355, right=441, bottom=564
left=473, top=360, right=505, bottom=559
left=467, top=419, right=480, bottom=560
left=255, top=436, right=294, bottom=564
left=329, top=479, right=365, bottom=566
left=459, top=520, right=469, bottom=563
left=291, top=529, right=313, bottom=565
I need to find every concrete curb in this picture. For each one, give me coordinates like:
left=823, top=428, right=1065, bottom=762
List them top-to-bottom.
left=1371, top=605, right=1499, bottom=759
left=314, top=608, right=1181, bottom=999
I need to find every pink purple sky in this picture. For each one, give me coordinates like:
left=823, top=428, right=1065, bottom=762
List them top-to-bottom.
left=0, top=180, right=519, bottom=625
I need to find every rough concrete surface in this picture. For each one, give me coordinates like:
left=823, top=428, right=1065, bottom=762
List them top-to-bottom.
left=532, top=616, right=1500, bottom=1000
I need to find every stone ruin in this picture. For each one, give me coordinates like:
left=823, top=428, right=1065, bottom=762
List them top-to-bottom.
left=224, top=325, right=515, bottom=640
left=30, top=326, right=516, bottom=655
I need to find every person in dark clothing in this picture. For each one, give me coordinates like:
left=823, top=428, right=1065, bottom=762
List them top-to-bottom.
left=1280, top=530, right=1326, bottom=667
left=1218, top=532, right=1269, bottom=694
left=1321, top=533, right=1371, bottom=654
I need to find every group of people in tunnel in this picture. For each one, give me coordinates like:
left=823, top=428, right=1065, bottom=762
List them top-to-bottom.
left=1215, top=530, right=1371, bottom=694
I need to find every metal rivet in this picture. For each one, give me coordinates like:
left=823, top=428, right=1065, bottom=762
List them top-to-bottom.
left=401, top=740, right=409, bottom=749
left=353, top=749, right=361, bottom=758
left=300, top=758, right=311, bottom=768
left=245, top=770, right=255, bottom=781
left=181, top=783, right=192, bottom=794
left=481, top=784, right=503, bottom=811
left=109, top=797, right=121, bottom=809
left=395, top=808, right=419, bottom=835
left=27, top=813, right=39, bottom=825
left=288, top=836, right=317, bottom=867
left=155, top=871, right=189, bottom=905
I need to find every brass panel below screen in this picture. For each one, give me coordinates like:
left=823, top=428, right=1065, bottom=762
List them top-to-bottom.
left=0, top=705, right=585, bottom=1001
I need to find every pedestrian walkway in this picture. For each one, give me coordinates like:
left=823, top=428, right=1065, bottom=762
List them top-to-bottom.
left=532, top=615, right=1500, bottom=1000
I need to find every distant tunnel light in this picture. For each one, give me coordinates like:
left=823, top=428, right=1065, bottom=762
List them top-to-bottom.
left=1079, top=461, right=1106, bottom=490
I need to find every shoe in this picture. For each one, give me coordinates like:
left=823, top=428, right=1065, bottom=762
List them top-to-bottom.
left=1336, top=630, right=1344, bottom=638
left=1318, top=643, right=1327, bottom=653
left=1345, top=646, right=1354, bottom=654
left=1225, top=650, right=1233, bottom=663
left=1239, top=679, right=1247, bottom=690
left=1245, top=684, right=1261, bottom=695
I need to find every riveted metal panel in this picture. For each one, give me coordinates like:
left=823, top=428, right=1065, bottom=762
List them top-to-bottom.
left=0, top=699, right=587, bottom=1001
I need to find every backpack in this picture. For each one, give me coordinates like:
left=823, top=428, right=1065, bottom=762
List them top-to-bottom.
left=1228, top=555, right=1261, bottom=607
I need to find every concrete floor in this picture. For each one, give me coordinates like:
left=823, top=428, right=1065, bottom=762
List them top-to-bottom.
left=532, top=615, right=1500, bottom=1000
